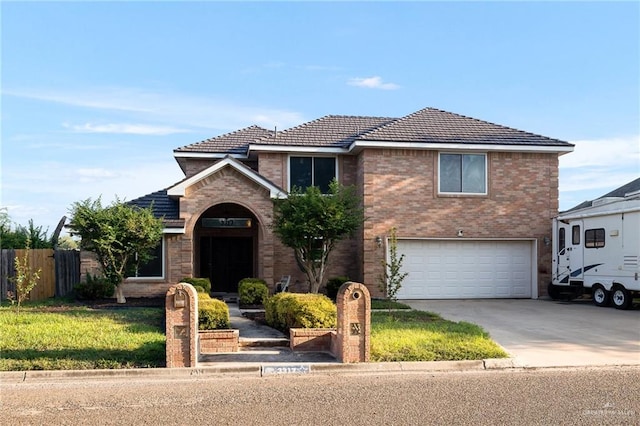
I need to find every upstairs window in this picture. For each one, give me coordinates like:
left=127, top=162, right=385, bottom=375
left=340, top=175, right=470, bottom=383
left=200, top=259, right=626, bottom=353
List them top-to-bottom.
left=439, top=153, right=487, bottom=194
left=289, top=156, right=337, bottom=193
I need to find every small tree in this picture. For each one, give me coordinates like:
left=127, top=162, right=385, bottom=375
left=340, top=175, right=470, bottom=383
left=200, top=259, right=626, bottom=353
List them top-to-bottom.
left=272, top=180, right=363, bottom=293
left=68, top=197, right=163, bottom=303
left=378, top=227, right=408, bottom=310
left=9, top=241, right=41, bottom=312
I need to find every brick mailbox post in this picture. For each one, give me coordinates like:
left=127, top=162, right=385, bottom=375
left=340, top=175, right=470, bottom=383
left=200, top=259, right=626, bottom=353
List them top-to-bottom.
left=334, top=282, right=371, bottom=363
left=165, top=283, right=198, bottom=368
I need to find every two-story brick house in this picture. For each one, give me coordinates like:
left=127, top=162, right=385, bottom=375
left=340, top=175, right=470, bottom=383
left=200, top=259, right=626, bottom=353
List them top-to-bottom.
left=123, top=107, right=573, bottom=299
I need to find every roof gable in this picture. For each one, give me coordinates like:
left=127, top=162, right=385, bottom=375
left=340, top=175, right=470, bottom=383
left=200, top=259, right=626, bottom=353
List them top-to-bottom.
left=167, top=155, right=286, bottom=199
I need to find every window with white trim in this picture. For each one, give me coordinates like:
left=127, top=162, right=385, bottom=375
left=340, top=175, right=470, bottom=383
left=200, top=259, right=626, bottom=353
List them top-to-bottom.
left=439, top=153, right=487, bottom=194
left=289, top=156, right=337, bottom=193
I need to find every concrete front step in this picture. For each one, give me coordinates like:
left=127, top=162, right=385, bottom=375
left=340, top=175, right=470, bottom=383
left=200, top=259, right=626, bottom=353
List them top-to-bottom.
left=239, top=337, right=290, bottom=348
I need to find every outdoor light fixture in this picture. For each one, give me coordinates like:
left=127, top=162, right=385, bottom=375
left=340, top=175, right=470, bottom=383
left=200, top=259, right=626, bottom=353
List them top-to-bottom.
left=457, top=229, right=464, bottom=237
left=375, top=236, right=383, bottom=247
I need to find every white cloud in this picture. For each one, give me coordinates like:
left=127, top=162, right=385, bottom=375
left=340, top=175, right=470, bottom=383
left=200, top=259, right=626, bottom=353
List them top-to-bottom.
left=348, top=76, right=400, bottom=90
left=4, top=86, right=307, bottom=131
left=63, top=122, right=190, bottom=135
left=558, top=134, right=639, bottom=210
left=560, top=136, right=639, bottom=169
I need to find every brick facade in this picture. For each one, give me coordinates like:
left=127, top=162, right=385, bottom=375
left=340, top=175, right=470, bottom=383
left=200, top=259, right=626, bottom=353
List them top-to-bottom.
left=121, top=108, right=569, bottom=300
left=358, top=149, right=559, bottom=297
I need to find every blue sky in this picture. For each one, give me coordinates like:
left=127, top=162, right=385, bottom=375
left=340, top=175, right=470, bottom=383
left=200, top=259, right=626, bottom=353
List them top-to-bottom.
left=2, top=1, right=639, bottom=234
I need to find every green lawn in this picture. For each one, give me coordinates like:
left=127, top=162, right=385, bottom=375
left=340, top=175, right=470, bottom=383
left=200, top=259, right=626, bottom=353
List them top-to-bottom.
left=0, top=300, right=507, bottom=371
left=0, top=303, right=165, bottom=371
left=371, top=310, right=508, bottom=362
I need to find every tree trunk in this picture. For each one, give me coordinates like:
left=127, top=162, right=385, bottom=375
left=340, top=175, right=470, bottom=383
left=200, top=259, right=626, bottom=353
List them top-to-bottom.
left=115, top=284, right=126, bottom=304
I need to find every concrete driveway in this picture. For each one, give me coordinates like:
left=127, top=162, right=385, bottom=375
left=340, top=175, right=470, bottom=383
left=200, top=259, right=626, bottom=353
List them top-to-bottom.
left=402, top=298, right=640, bottom=368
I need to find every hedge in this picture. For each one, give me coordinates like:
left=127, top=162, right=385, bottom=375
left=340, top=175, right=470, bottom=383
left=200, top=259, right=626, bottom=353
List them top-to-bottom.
left=325, top=276, right=350, bottom=301
left=180, top=277, right=211, bottom=293
left=238, top=278, right=269, bottom=305
left=265, top=293, right=336, bottom=332
left=198, top=294, right=230, bottom=330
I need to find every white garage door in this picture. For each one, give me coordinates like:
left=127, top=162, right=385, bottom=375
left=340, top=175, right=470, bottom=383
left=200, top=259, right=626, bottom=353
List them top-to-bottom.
left=396, top=240, right=533, bottom=299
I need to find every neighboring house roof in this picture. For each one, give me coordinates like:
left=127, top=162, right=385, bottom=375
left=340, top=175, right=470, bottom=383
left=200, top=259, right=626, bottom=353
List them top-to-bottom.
left=563, top=177, right=640, bottom=212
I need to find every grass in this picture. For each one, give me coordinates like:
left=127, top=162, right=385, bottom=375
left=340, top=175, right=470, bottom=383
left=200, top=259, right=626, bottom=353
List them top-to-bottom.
left=370, top=298, right=411, bottom=310
left=0, top=299, right=507, bottom=370
left=0, top=301, right=165, bottom=371
left=371, top=310, right=508, bottom=362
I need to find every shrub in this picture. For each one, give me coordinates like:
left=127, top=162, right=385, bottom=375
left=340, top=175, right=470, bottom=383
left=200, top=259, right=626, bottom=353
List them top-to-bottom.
left=74, top=273, right=116, bottom=300
left=325, top=276, right=350, bottom=301
left=180, top=277, right=211, bottom=293
left=238, top=278, right=269, bottom=305
left=193, top=285, right=206, bottom=293
left=264, top=293, right=336, bottom=332
left=198, top=297, right=230, bottom=330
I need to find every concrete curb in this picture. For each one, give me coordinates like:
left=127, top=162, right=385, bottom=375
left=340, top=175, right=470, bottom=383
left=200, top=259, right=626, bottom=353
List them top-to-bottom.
left=0, top=358, right=518, bottom=383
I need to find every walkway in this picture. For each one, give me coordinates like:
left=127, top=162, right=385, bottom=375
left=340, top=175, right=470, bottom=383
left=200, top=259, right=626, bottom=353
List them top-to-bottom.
left=198, top=302, right=337, bottom=366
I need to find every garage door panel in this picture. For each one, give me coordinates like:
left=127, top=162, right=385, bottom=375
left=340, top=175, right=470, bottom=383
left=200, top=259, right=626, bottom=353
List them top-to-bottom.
left=396, top=240, right=533, bottom=299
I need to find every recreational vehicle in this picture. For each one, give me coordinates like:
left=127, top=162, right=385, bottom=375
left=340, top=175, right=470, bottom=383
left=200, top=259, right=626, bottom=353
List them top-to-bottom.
left=549, top=189, right=640, bottom=309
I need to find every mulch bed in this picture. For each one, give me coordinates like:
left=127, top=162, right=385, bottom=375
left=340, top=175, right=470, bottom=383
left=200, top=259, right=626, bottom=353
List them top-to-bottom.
left=84, top=297, right=165, bottom=309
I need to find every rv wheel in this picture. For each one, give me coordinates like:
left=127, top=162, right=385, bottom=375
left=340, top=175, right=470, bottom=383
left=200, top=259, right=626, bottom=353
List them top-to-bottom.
left=547, top=283, right=562, bottom=300
left=592, top=285, right=609, bottom=307
left=611, top=286, right=632, bottom=310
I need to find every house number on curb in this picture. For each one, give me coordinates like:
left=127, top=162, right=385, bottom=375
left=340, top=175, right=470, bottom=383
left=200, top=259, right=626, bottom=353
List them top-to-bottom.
left=350, top=323, right=361, bottom=335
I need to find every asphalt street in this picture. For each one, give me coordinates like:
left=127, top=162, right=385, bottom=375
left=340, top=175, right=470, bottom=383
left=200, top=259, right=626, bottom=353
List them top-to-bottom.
left=2, top=366, right=638, bottom=425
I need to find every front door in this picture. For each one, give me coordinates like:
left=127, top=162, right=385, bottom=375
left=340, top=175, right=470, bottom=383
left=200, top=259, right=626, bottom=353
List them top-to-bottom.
left=200, top=237, right=253, bottom=293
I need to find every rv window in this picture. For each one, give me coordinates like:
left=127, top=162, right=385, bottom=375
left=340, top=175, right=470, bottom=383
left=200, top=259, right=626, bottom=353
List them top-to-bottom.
left=572, top=225, right=580, bottom=245
left=558, top=228, right=565, bottom=252
left=585, top=228, right=605, bottom=248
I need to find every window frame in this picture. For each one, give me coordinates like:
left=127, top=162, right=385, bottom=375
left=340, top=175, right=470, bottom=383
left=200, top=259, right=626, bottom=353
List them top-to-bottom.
left=437, top=152, right=488, bottom=195
left=288, top=155, right=338, bottom=193
left=584, top=228, right=605, bottom=249
left=127, top=237, right=165, bottom=280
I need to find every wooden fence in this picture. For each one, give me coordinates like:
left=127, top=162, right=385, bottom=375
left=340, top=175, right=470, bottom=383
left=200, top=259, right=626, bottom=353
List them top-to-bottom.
left=0, top=249, right=80, bottom=301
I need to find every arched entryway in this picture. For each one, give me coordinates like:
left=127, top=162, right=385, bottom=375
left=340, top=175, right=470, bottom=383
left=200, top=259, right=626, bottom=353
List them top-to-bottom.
left=194, top=203, right=258, bottom=293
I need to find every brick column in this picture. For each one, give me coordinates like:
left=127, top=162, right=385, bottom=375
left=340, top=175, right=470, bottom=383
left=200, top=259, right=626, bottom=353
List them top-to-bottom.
left=334, top=282, right=370, bottom=363
left=165, top=283, right=198, bottom=368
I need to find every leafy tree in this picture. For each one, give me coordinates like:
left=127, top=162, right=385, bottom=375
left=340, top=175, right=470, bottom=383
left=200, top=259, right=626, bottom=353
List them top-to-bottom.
left=272, top=180, right=363, bottom=293
left=68, top=197, right=163, bottom=303
left=0, top=211, right=52, bottom=249
left=378, top=227, right=408, bottom=312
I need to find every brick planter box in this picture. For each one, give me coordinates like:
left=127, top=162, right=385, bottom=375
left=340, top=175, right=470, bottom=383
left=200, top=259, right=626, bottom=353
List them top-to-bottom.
left=289, top=328, right=335, bottom=352
left=198, top=329, right=239, bottom=354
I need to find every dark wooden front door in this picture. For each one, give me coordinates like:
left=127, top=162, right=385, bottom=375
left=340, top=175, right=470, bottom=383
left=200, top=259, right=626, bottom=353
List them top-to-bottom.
left=200, top=237, right=253, bottom=293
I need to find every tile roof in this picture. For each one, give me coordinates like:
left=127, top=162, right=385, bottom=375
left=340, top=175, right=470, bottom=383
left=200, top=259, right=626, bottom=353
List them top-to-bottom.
left=172, top=107, right=572, bottom=155
left=357, top=107, right=570, bottom=146
left=252, top=115, right=396, bottom=148
left=174, top=125, right=274, bottom=154
left=127, top=189, right=183, bottom=227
